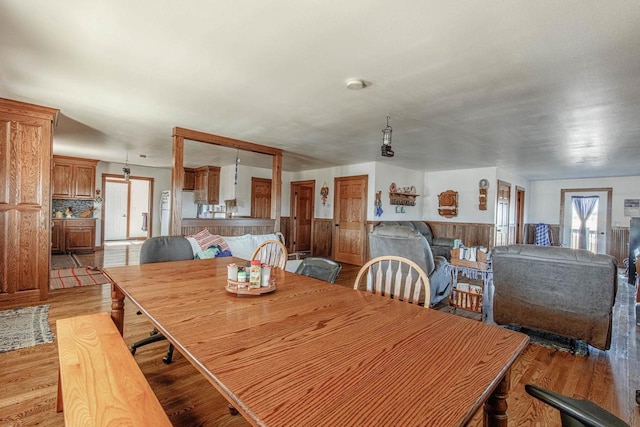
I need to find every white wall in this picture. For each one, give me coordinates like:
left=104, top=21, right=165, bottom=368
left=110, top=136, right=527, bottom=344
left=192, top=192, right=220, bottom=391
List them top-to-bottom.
left=424, top=167, right=498, bottom=223
left=529, top=175, right=640, bottom=227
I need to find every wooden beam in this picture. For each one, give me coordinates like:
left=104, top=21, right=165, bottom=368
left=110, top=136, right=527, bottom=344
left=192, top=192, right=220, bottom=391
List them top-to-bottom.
left=173, top=127, right=283, bottom=156
left=172, top=135, right=184, bottom=236
left=272, top=153, right=282, bottom=232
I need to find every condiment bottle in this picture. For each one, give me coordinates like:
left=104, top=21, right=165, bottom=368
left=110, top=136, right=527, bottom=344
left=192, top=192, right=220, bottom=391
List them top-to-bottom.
left=249, top=260, right=262, bottom=289
left=237, top=267, right=247, bottom=284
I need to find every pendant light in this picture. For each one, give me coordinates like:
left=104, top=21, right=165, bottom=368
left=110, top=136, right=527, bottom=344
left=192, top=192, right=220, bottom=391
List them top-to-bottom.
left=381, top=115, right=394, bottom=157
left=123, top=152, right=131, bottom=182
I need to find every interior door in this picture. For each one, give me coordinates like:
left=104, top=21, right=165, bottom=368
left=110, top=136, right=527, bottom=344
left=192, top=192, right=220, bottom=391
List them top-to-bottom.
left=333, top=175, right=367, bottom=266
left=251, top=177, right=272, bottom=218
left=104, top=180, right=129, bottom=240
left=290, top=180, right=314, bottom=254
left=495, top=180, right=511, bottom=246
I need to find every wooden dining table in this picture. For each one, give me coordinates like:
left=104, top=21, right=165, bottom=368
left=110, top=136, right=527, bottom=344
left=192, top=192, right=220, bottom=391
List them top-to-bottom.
left=104, top=257, right=529, bottom=427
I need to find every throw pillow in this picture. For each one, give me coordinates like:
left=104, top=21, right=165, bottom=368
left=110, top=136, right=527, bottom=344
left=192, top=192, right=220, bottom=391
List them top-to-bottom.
left=190, top=229, right=230, bottom=252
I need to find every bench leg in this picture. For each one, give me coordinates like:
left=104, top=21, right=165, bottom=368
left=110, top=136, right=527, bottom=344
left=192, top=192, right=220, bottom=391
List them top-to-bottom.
left=56, top=369, right=63, bottom=413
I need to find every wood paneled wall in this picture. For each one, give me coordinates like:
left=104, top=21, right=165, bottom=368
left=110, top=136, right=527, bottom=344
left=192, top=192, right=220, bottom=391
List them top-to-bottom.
left=279, top=216, right=291, bottom=249
left=181, top=218, right=276, bottom=237
left=313, top=219, right=333, bottom=257
left=426, top=221, right=495, bottom=249
left=523, top=223, right=561, bottom=246
left=610, top=226, right=630, bottom=266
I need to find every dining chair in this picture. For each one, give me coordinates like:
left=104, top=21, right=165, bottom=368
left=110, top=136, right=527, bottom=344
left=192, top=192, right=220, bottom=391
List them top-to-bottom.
left=130, top=236, right=194, bottom=364
left=251, top=239, right=288, bottom=269
left=353, top=255, right=430, bottom=307
left=294, top=257, right=342, bottom=283
left=525, top=384, right=629, bottom=427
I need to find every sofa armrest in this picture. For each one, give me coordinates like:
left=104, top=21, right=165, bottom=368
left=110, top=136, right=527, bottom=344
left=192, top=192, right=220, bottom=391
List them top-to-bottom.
left=432, top=237, right=455, bottom=247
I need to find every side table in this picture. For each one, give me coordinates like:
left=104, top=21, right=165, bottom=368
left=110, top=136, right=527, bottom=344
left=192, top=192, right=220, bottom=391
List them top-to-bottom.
left=447, top=254, right=492, bottom=320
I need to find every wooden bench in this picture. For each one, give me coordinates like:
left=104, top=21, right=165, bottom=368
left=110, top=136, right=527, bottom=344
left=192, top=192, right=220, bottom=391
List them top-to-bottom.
left=56, top=312, right=171, bottom=426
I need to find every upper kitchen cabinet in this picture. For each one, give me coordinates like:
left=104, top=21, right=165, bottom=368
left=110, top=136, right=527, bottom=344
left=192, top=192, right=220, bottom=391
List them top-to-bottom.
left=52, top=155, right=98, bottom=199
left=194, top=165, right=220, bottom=204
left=183, top=167, right=195, bottom=191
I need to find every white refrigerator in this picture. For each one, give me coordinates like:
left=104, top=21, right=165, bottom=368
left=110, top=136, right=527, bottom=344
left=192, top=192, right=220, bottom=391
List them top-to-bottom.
left=160, top=190, right=171, bottom=235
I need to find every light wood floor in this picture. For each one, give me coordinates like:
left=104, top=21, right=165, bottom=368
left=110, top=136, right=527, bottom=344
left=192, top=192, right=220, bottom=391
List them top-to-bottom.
left=1, top=243, right=638, bottom=426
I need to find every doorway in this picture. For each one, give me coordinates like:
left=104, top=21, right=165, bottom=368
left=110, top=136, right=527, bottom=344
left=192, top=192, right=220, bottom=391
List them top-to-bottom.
left=102, top=174, right=153, bottom=243
left=333, top=175, right=368, bottom=266
left=290, top=180, right=315, bottom=254
left=495, top=180, right=511, bottom=246
left=515, top=186, right=525, bottom=244
left=560, top=188, right=612, bottom=254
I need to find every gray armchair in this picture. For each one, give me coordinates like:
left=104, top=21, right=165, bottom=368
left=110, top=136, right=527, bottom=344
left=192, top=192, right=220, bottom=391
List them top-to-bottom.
left=376, top=221, right=455, bottom=260
left=369, top=225, right=452, bottom=306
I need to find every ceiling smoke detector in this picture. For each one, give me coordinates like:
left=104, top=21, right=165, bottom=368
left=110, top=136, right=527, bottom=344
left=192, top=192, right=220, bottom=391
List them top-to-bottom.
left=346, top=79, right=366, bottom=90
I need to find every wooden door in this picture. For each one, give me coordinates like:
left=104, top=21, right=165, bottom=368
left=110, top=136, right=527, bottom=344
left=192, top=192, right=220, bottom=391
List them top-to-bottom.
left=0, top=98, right=58, bottom=308
left=333, top=175, right=367, bottom=266
left=251, top=178, right=272, bottom=218
left=290, top=180, right=314, bottom=253
left=495, top=180, right=511, bottom=246
left=515, top=186, right=525, bottom=244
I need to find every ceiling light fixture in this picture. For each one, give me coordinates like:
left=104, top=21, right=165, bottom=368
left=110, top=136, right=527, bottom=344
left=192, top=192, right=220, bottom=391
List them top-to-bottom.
left=346, top=79, right=365, bottom=90
left=381, top=115, right=394, bottom=158
left=123, top=151, right=131, bottom=182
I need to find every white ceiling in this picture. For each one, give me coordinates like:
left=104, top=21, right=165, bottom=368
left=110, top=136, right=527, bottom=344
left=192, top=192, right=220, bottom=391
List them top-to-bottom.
left=1, top=1, right=639, bottom=179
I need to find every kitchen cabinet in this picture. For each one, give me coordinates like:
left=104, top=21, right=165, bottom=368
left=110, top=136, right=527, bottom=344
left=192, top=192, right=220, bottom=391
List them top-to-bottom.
left=0, top=97, right=58, bottom=308
left=52, top=156, right=98, bottom=199
left=194, top=166, right=220, bottom=204
left=183, top=167, right=195, bottom=191
left=52, top=219, right=96, bottom=254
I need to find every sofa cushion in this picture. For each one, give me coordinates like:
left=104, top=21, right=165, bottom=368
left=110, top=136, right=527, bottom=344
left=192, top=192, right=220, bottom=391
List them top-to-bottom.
left=222, top=234, right=255, bottom=260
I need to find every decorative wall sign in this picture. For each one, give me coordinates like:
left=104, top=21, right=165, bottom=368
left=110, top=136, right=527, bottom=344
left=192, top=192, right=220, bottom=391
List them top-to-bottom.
left=478, top=179, right=489, bottom=211
left=374, top=190, right=383, bottom=217
left=438, top=190, right=458, bottom=218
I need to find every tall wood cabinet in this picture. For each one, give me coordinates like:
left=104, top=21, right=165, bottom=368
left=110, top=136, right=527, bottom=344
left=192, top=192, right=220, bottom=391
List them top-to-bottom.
left=0, top=98, right=58, bottom=309
left=52, top=156, right=98, bottom=199
left=194, top=166, right=220, bottom=204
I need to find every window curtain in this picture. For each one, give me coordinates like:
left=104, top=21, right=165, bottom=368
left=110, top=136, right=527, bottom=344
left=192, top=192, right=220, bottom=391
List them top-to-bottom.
left=572, top=196, right=599, bottom=250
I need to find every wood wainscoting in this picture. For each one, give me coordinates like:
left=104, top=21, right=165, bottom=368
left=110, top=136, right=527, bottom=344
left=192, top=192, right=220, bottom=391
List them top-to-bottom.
left=279, top=217, right=291, bottom=249
left=181, top=218, right=276, bottom=237
left=313, top=219, right=333, bottom=257
left=427, top=221, right=495, bottom=249
left=523, top=223, right=561, bottom=246
left=610, top=226, right=630, bottom=266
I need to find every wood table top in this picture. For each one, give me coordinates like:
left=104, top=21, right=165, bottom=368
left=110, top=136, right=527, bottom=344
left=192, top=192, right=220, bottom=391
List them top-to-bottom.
left=105, top=257, right=528, bottom=427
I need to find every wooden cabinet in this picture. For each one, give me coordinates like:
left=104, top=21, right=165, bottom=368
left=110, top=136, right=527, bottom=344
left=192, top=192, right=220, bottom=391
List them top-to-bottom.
left=0, top=97, right=58, bottom=309
left=52, top=156, right=98, bottom=200
left=194, top=166, right=220, bottom=204
left=183, top=167, right=195, bottom=191
left=52, top=219, right=96, bottom=254
left=51, top=220, right=63, bottom=252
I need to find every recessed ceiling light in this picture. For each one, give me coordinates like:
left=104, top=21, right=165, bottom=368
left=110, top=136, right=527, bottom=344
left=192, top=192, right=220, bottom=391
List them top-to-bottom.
left=346, top=79, right=366, bottom=90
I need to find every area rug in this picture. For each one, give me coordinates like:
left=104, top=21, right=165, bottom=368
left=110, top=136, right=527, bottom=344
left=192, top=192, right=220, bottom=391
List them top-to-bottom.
left=51, top=253, right=82, bottom=270
left=49, top=267, right=110, bottom=290
left=0, top=304, right=54, bottom=353
left=504, top=325, right=590, bottom=356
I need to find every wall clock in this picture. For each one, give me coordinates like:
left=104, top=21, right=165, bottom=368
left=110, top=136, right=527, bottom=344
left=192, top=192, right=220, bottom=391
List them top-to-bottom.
left=478, top=179, right=489, bottom=210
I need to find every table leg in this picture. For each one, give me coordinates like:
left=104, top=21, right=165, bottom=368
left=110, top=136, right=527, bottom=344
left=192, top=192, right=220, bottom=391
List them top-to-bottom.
left=111, top=283, right=125, bottom=336
left=483, top=369, right=510, bottom=427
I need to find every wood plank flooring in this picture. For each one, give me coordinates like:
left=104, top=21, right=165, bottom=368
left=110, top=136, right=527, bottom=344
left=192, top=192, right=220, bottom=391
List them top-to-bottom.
left=0, top=243, right=638, bottom=426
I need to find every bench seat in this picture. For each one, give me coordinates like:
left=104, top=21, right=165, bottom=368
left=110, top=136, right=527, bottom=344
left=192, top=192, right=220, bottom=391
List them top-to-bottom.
left=56, top=312, right=171, bottom=426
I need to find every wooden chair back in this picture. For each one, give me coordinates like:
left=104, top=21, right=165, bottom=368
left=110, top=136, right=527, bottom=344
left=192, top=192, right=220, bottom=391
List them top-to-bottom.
left=251, top=239, right=288, bottom=269
left=354, top=255, right=430, bottom=308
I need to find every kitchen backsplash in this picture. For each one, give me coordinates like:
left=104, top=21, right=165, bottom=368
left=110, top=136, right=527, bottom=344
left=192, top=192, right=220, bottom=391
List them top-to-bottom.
left=52, top=200, right=94, bottom=217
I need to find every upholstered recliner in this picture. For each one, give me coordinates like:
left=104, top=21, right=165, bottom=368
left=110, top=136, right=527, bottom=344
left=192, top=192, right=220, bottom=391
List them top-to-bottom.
left=376, top=221, right=455, bottom=260
left=369, top=225, right=452, bottom=306
left=491, top=245, right=618, bottom=351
